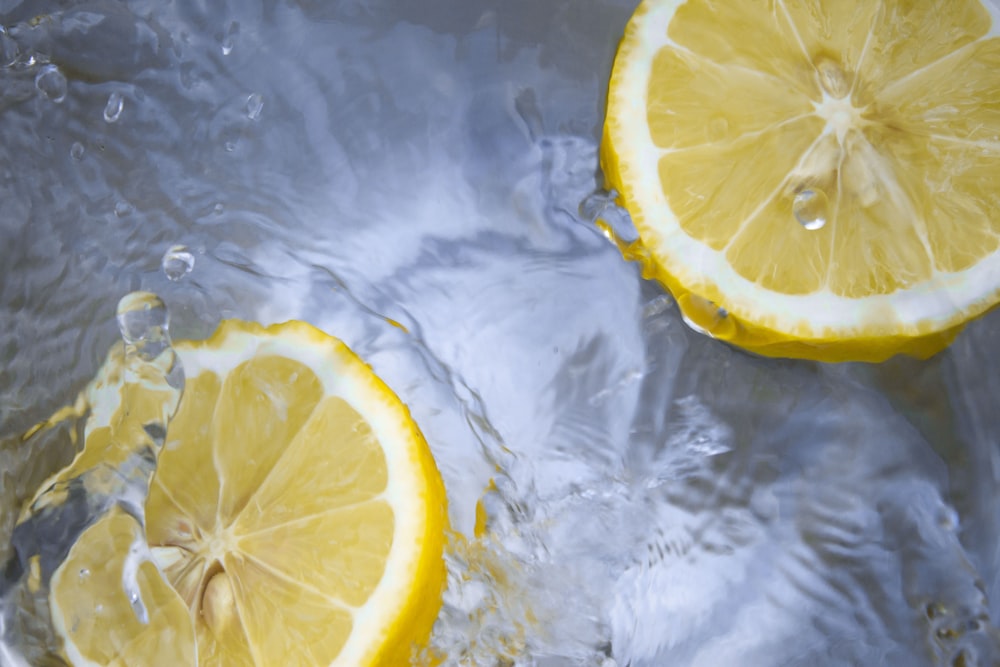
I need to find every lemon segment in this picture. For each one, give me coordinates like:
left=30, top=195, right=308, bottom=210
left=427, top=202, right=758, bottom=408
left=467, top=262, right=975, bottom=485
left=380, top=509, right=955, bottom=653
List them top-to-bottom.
left=603, top=0, right=1000, bottom=362
left=49, top=319, right=448, bottom=666
left=49, top=508, right=197, bottom=667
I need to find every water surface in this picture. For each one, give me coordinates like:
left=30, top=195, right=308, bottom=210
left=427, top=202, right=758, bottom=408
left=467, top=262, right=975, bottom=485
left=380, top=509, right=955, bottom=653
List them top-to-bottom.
left=2, top=1, right=1000, bottom=665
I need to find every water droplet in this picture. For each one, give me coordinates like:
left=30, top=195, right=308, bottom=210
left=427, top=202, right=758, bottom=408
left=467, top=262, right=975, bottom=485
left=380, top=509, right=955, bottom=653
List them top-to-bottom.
left=221, top=21, right=239, bottom=55
left=34, top=64, right=66, bottom=103
left=103, top=91, right=124, bottom=123
left=245, top=92, right=263, bottom=121
left=222, top=126, right=240, bottom=152
left=70, top=141, right=85, bottom=160
left=579, top=189, right=613, bottom=222
left=793, top=189, right=829, bottom=231
left=580, top=190, right=639, bottom=244
left=114, top=200, right=133, bottom=217
left=212, top=202, right=224, bottom=215
left=162, top=245, right=195, bottom=281
left=116, top=291, right=170, bottom=360
left=676, top=293, right=736, bottom=340
left=680, top=311, right=711, bottom=337
left=78, top=568, right=90, bottom=580
left=95, top=604, right=104, bottom=614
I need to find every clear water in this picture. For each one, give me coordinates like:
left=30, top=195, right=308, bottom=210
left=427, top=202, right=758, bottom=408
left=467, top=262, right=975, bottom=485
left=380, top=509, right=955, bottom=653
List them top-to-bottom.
left=1, top=1, right=1000, bottom=665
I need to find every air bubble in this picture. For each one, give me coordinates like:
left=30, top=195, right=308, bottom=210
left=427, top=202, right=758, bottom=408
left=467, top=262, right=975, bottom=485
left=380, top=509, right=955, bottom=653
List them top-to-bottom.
left=221, top=21, right=239, bottom=55
left=35, top=65, right=67, bottom=103
left=104, top=91, right=124, bottom=123
left=246, top=92, right=263, bottom=120
left=70, top=141, right=85, bottom=160
left=793, top=189, right=829, bottom=231
left=114, top=200, right=134, bottom=217
left=162, top=245, right=195, bottom=281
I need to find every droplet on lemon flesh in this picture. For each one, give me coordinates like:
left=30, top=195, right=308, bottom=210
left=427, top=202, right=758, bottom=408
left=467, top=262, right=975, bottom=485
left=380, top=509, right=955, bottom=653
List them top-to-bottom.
left=602, top=0, right=1000, bottom=362
left=49, top=320, right=448, bottom=666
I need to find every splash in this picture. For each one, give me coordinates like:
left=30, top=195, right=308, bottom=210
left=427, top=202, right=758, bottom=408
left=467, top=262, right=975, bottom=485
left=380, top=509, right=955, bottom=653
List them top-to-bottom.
left=1, top=292, right=184, bottom=661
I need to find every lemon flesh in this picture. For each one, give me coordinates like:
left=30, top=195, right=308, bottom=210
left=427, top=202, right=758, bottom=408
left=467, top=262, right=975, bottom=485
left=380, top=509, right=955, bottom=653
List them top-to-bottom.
left=602, top=0, right=1000, bottom=362
left=49, top=319, right=447, bottom=666
left=50, top=507, right=197, bottom=667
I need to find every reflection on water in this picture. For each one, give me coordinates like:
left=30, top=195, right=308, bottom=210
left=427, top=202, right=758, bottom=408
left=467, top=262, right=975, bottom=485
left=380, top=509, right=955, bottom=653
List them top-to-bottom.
left=2, top=0, right=1000, bottom=665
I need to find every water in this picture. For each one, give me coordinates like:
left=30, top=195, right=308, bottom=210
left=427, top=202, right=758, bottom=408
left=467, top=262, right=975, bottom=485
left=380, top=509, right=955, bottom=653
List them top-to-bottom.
left=1, top=1, right=1000, bottom=666
left=33, top=64, right=65, bottom=103
left=102, top=91, right=123, bottom=123
left=245, top=92, right=263, bottom=121
left=792, top=188, right=828, bottom=231
left=161, top=245, right=195, bottom=282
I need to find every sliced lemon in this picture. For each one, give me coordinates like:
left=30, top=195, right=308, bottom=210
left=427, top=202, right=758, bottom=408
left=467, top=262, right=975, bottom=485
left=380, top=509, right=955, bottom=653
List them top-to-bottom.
left=602, top=0, right=1000, bottom=362
left=49, top=319, right=448, bottom=666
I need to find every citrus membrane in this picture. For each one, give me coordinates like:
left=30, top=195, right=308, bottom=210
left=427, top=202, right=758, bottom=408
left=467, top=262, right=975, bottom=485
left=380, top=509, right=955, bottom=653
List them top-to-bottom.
left=602, top=0, right=1000, bottom=362
left=45, top=319, right=447, bottom=666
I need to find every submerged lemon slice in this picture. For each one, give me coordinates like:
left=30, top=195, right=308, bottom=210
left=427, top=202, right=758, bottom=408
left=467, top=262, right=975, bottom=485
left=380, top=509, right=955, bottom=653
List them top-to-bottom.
left=602, top=0, right=1000, bottom=362
left=49, top=319, right=447, bottom=666
left=50, top=507, right=198, bottom=667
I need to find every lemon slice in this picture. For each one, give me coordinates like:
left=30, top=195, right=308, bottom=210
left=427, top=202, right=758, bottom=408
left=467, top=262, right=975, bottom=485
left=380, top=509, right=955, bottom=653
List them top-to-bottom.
left=602, top=0, right=1000, bottom=362
left=49, top=319, right=448, bottom=666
